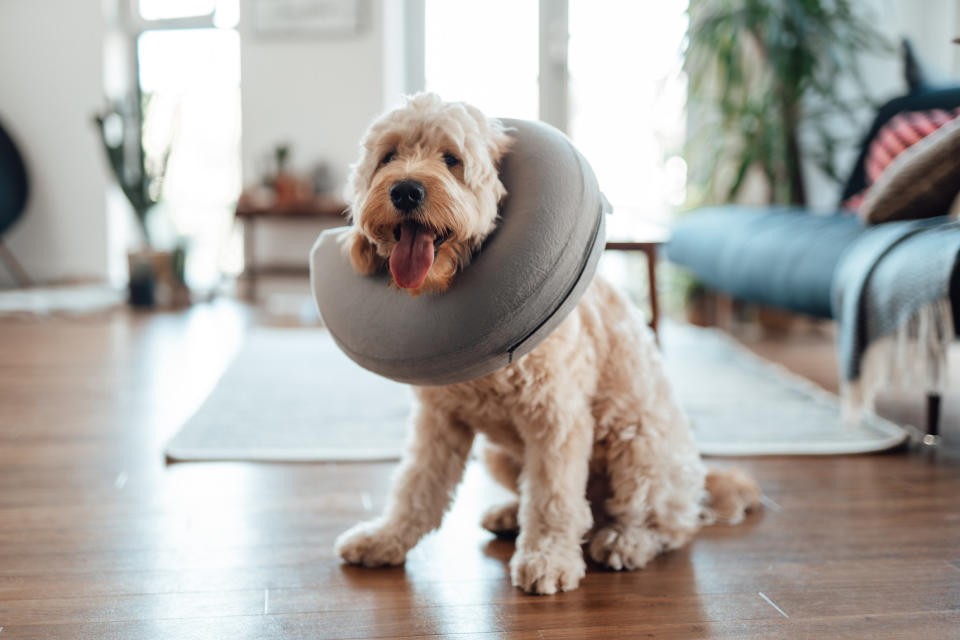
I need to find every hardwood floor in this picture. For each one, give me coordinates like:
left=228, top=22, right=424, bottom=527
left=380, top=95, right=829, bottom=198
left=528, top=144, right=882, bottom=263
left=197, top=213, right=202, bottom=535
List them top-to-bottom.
left=0, top=302, right=958, bottom=639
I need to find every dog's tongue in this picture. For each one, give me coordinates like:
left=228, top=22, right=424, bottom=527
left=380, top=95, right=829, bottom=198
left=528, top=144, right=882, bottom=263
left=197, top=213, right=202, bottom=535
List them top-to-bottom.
left=390, top=221, right=435, bottom=289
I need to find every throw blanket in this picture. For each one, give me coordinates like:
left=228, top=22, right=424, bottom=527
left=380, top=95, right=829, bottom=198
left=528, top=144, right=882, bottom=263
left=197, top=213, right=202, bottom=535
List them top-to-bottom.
left=832, top=217, right=959, bottom=416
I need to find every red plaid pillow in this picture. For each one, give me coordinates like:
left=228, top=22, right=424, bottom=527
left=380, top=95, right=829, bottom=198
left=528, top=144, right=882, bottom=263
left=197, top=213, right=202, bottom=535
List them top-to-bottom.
left=844, top=107, right=960, bottom=212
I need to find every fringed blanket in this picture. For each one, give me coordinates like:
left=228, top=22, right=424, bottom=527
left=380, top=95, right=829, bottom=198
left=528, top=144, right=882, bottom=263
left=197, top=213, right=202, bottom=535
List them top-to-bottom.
left=832, top=217, right=959, bottom=417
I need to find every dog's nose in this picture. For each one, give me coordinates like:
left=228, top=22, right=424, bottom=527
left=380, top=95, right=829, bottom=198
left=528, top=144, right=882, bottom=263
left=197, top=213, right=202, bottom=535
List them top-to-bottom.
left=390, top=180, right=425, bottom=212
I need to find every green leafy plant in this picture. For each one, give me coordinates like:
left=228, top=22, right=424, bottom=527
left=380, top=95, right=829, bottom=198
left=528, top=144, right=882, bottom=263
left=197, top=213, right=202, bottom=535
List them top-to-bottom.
left=685, top=0, right=892, bottom=205
left=94, top=95, right=172, bottom=247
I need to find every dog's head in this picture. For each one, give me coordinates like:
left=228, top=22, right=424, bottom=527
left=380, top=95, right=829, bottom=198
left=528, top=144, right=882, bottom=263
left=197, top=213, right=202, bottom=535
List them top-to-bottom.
left=345, top=93, right=512, bottom=295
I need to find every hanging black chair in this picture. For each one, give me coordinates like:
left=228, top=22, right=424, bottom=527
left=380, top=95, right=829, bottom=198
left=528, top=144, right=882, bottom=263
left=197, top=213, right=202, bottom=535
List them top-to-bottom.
left=0, top=117, right=31, bottom=285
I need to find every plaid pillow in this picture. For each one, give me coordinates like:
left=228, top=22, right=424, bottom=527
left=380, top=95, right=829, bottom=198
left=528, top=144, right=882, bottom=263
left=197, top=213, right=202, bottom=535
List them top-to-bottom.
left=844, top=107, right=960, bottom=212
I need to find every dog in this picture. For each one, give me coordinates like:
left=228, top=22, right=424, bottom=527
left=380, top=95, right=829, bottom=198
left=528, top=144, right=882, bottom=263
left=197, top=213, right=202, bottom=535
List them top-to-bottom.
left=334, top=93, right=760, bottom=595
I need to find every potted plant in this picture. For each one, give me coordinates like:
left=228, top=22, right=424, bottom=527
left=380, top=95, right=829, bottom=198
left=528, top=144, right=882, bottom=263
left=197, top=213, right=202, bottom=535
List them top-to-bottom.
left=679, top=0, right=891, bottom=329
left=684, top=0, right=891, bottom=206
left=94, top=96, right=189, bottom=308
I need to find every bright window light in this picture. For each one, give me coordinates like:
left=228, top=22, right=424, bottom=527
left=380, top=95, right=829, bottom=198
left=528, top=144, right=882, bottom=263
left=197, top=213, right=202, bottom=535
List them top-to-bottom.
left=424, top=0, right=539, bottom=120
left=568, top=0, right=689, bottom=233
left=137, top=28, right=242, bottom=285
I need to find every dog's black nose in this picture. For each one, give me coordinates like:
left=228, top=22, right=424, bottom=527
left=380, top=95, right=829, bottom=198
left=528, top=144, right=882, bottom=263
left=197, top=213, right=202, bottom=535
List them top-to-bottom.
left=390, top=180, right=425, bottom=212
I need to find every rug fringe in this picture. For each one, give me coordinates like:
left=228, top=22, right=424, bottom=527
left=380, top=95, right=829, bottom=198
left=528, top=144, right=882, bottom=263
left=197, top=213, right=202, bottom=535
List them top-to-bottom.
left=842, top=297, right=954, bottom=422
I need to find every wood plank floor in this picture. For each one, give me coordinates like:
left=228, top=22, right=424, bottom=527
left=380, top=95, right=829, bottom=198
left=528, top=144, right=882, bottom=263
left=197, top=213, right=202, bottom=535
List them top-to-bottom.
left=1, top=302, right=958, bottom=639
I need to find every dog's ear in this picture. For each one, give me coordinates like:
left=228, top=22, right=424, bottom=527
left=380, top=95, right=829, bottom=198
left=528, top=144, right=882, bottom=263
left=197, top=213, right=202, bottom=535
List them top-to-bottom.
left=347, top=118, right=394, bottom=210
left=346, top=151, right=377, bottom=209
left=347, top=230, right=385, bottom=275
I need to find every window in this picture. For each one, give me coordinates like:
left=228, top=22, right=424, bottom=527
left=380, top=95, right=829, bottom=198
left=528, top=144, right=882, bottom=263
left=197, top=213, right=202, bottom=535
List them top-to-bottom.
left=106, top=0, right=243, bottom=287
left=420, top=0, right=688, bottom=306
left=424, top=0, right=539, bottom=120
left=422, top=1, right=688, bottom=232
left=567, top=1, right=689, bottom=233
left=137, top=28, right=242, bottom=286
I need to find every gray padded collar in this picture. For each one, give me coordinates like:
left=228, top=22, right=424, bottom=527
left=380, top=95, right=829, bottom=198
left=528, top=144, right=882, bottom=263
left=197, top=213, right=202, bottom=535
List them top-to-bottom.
left=310, top=118, right=608, bottom=385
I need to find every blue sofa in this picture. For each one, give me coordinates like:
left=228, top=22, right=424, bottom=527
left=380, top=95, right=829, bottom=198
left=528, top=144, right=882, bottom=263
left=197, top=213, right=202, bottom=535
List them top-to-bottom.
left=667, top=67, right=960, bottom=440
left=667, top=87, right=960, bottom=328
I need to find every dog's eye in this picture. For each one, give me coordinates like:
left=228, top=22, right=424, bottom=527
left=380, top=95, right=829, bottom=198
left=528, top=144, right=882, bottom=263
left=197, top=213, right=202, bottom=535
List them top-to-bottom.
left=381, top=151, right=396, bottom=165
left=442, top=153, right=460, bottom=168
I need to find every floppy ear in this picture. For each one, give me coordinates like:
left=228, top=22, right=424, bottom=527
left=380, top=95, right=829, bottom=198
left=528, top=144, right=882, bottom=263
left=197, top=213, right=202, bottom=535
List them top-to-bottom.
left=346, top=149, right=377, bottom=210
left=347, top=229, right=385, bottom=275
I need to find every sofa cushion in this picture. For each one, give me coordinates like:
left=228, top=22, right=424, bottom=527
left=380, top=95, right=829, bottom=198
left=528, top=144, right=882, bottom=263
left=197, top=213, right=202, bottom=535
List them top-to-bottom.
left=840, top=86, right=960, bottom=206
left=844, top=107, right=960, bottom=213
left=860, top=117, right=960, bottom=224
left=667, top=206, right=867, bottom=318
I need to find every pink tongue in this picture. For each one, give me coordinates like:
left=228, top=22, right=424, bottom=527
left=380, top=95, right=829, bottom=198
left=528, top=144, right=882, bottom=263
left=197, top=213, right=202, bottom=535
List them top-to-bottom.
left=390, top=222, right=436, bottom=289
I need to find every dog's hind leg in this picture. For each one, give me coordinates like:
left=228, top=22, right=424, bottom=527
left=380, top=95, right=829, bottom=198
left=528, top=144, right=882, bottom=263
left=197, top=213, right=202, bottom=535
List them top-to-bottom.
left=588, top=383, right=708, bottom=570
left=587, top=432, right=674, bottom=571
left=480, top=444, right=521, bottom=535
left=702, top=467, right=761, bottom=525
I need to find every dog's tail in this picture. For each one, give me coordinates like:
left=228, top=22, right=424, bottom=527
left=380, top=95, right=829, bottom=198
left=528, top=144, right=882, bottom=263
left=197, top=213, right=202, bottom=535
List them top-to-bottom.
left=702, top=467, right=762, bottom=525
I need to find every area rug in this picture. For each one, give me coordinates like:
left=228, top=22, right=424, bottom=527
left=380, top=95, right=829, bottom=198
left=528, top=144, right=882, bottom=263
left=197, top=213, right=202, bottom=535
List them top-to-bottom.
left=0, top=285, right=123, bottom=316
left=165, top=323, right=906, bottom=462
left=659, top=323, right=906, bottom=455
left=165, top=329, right=412, bottom=462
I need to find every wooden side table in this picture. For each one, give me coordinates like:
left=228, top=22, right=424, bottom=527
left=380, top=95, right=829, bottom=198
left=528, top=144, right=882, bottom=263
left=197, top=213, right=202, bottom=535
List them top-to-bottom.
left=235, top=193, right=347, bottom=301
left=605, top=223, right=670, bottom=338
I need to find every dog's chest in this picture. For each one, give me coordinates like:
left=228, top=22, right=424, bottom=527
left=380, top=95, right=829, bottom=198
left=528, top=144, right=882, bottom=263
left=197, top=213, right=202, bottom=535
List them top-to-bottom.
left=416, top=369, right=532, bottom=448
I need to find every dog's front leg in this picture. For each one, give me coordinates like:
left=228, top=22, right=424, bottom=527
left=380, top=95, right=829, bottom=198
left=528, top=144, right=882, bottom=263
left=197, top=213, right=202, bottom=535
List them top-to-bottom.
left=510, top=404, right=593, bottom=595
left=335, top=406, right=474, bottom=567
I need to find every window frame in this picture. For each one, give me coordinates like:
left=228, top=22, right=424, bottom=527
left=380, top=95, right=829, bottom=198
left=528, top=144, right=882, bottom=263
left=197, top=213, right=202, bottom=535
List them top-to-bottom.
left=408, top=0, right=570, bottom=131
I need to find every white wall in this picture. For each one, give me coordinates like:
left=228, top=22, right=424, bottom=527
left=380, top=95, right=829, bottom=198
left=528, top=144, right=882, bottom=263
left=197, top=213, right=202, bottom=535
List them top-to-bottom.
left=0, top=0, right=108, bottom=287
left=0, top=0, right=410, bottom=283
left=239, top=0, right=390, bottom=192
left=239, top=0, right=400, bottom=266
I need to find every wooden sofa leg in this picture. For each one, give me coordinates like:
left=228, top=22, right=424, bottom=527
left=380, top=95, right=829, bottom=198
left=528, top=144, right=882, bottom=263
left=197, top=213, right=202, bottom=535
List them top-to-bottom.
left=714, top=292, right=733, bottom=330
left=924, top=393, right=942, bottom=446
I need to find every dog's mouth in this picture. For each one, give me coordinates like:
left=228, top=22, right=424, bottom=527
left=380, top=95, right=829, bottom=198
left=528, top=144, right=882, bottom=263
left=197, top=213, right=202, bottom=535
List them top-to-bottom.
left=389, top=221, right=450, bottom=289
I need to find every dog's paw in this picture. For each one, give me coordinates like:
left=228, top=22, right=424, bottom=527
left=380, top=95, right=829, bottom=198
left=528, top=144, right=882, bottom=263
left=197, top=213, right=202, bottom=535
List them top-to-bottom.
left=703, top=467, right=762, bottom=525
left=481, top=501, right=519, bottom=536
left=334, top=520, right=408, bottom=567
left=587, top=525, right=660, bottom=571
left=509, top=546, right=585, bottom=595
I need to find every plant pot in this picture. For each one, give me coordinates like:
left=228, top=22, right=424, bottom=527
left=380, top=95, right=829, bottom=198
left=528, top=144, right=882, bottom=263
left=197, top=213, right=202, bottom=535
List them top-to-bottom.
left=127, top=249, right=191, bottom=309
left=684, top=290, right=712, bottom=327
left=756, top=305, right=796, bottom=334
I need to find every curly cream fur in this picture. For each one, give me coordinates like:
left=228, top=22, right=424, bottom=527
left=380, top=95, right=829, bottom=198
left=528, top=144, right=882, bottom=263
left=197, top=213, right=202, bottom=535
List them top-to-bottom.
left=344, top=92, right=512, bottom=294
left=335, top=94, right=760, bottom=594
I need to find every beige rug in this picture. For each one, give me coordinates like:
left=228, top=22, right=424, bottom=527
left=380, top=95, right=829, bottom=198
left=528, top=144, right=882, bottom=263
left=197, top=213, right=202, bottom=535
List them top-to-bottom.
left=0, top=285, right=122, bottom=316
left=165, top=323, right=906, bottom=462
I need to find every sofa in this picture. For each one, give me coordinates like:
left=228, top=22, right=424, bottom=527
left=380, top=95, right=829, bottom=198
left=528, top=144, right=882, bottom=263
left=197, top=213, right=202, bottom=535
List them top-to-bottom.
left=666, top=56, right=960, bottom=439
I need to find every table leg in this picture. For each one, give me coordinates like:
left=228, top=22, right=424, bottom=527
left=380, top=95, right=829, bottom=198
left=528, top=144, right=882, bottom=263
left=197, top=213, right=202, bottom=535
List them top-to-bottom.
left=244, top=219, right=257, bottom=302
left=643, top=244, right=659, bottom=340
